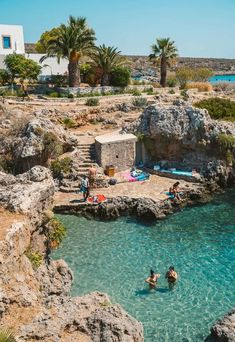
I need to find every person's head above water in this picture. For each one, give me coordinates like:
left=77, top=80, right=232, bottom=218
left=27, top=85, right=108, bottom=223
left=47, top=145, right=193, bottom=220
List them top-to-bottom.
left=169, top=266, right=175, bottom=271
left=150, top=269, right=155, bottom=277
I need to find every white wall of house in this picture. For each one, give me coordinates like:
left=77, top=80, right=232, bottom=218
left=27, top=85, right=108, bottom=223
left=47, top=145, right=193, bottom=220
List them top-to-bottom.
left=0, top=24, right=25, bottom=55
left=0, top=24, right=68, bottom=79
left=27, top=54, right=68, bottom=79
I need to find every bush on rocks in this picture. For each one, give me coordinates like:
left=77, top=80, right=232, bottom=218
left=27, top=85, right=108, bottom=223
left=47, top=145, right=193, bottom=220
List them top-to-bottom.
left=132, top=96, right=148, bottom=108
left=85, top=97, right=100, bottom=106
left=194, top=97, right=235, bottom=121
left=62, top=117, right=77, bottom=128
left=43, top=132, right=63, bottom=160
left=50, top=157, right=73, bottom=178
left=48, top=217, right=67, bottom=249
left=25, top=250, right=43, bottom=269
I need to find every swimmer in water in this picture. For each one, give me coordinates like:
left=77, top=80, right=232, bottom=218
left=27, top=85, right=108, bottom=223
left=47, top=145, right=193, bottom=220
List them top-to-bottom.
left=165, top=266, right=178, bottom=289
left=145, top=269, right=160, bottom=289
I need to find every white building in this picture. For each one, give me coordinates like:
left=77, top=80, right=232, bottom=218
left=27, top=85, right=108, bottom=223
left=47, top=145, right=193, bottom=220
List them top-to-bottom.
left=0, top=24, right=25, bottom=55
left=0, top=24, right=68, bottom=79
left=27, top=54, right=68, bottom=80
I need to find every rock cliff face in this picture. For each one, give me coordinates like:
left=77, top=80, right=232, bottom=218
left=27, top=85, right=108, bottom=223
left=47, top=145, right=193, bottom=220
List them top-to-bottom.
left=128, top=101, right=235, bottom=186
left=12, top=118, right=77, bottom=173
left=0, top=166, right=143, bottom=341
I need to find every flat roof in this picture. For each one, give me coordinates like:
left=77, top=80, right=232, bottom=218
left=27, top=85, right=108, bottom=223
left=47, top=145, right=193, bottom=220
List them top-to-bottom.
left=95, top=133, right=137, bottom=144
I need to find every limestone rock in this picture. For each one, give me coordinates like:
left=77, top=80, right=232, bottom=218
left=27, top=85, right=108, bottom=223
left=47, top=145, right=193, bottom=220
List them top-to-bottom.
left=137, top=104, right=235, bottom=145
left=12, top=118, right=76, bottom=172
left=0, top=167, right=54, bottom=219
left=19, top=292, right=143, bottom=342
left=206, top=309, right=235, bottom=342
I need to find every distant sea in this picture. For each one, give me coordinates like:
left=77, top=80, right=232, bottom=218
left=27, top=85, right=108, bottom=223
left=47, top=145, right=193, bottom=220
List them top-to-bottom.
left=209, top=74, right=235, bottom=83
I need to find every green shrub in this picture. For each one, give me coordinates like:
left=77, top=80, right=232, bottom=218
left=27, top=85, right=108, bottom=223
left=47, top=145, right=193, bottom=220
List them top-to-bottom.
left=110, top=67, right=131, bottom=87
left=176, top=67, right=193, bottom=89
left=192, top=68, right=213, bottom=82
left=0, top=69, right=10, bottom=85
left=49, top=75, right=68, bottom=87
left=167, top=76, right=177, bottom=87
left=143, top=87, right=154, bottom=95
left=132, top=89, right=142, bottom=96
left=168, top=89, right=175, bottom=94
left=180, top=89, right=189, bottom=101
left=48, top=91, right=60, bottom=98
left=67, top=93, right=74, bottom=99
left=132, top=96, right=148, bottom=108
left=85, top=97, right=100, bottom=106
left=194, top=98, right=235, bottom=121
left=62, top=117, right=77, bottom=128
left=43, top=132, right=63, bottom=159
left=136, top=132, right=145, bottom=141
left=217, top=134, right=235, bottom=151
left=50, top=157, right=72, bottom=178
left=48, top=217, right=67, bottom=248
left=25, top=250, right=43, bottom=269
left=99, top=300, right=111, bottom=307
left=0, top=329, right=16, bottom=342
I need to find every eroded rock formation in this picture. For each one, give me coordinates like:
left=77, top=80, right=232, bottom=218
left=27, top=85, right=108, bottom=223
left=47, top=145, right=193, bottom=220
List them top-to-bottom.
left=125, top=102, right=235, bottom=186
left=0, top=166, right=143, bottom=341
left=205, top=309, right=235, bottom=342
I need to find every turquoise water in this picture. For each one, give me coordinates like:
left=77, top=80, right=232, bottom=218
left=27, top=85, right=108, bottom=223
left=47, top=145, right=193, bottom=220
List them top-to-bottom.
left=209, top=74, right=235, bottom=83
left=53, top=190, right=235, bottom=342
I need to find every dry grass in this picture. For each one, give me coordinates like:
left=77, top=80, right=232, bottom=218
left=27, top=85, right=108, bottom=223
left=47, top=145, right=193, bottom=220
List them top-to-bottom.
left=186, top=82, right=213, bottom=92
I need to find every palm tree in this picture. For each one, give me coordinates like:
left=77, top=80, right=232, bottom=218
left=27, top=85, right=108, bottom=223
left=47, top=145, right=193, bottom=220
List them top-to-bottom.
left=41, top=16, right=96, bottom=87
left=149, top=38, right=178, bottom=87
left=90, top=45, right=127, bottom=86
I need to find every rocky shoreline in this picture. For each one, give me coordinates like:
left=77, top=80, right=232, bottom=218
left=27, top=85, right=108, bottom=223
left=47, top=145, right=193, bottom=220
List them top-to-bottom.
left=0, top=166, right=143, bottom=341
left=0, top=166, right=234, bottom=341
left=54, top=183, right=216, bottom=221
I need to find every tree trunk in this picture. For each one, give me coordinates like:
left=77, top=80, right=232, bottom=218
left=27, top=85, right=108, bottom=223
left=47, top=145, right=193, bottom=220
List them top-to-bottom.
left=160, top=58, right=167, bottom=87
left=68, top=60, right=80, bottom=87
left=101, top=73, right=110, bottom=86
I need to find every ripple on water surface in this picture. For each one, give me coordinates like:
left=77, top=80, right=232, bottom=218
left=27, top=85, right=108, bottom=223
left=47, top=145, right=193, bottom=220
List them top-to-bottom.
left=53, top=190, right=235, bottom=342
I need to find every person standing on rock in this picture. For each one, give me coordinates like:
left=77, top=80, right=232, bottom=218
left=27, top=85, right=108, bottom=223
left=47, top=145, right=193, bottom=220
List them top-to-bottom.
left=88, top=165, right=96, bottom=189
left=80, top=175, right=90, bottom=201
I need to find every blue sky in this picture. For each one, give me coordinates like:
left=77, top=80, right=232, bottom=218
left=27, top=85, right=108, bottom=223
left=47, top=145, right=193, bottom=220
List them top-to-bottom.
left=1, top=0, right=235, bottom=58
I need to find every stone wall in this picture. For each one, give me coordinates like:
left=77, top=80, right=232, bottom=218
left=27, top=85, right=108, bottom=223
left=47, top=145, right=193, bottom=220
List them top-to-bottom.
left=59, top=84, right=153, bottom=96
left=95, top=138, right=137, bottom=172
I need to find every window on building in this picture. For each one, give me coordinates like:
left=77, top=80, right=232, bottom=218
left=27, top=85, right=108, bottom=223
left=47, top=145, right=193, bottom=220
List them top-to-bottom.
left=2, top=36, right=11, bottom=49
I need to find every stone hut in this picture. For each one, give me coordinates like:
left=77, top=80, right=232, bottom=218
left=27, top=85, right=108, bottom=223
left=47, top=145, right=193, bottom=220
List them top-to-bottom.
left=95, top=133, right=137, bottom=171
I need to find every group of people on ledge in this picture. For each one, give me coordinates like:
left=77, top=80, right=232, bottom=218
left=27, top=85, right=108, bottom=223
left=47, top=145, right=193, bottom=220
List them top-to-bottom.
left=145, top=266, right=178, bottom=290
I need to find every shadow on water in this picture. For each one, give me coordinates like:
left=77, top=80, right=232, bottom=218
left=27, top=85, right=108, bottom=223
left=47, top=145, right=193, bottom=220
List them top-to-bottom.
left=126, top=216, right=157, bottom=227
left=135, top=287, right=169, bottom=297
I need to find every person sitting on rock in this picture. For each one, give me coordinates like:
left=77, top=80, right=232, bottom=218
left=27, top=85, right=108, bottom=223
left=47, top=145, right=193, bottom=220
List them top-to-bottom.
left=169, top=181, right=181, bottom=200
left=165, top=266, right=178, bottom=289
left=145, top=269, right=160, bottom=289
